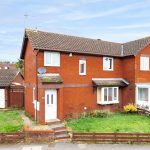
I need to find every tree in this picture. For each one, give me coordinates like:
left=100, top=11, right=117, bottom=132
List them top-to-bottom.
left=16, top=59, right=24, bottom=75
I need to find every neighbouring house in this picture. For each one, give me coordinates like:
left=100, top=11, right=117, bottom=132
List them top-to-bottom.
left=20, top=28, right=150, bottom=124
left=0, top=63, right=16, bottom=69
left=0, top=68, right=24, bottom=108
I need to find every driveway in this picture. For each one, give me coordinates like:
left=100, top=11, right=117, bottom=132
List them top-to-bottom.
left=0, top=142, right=150, bottom=150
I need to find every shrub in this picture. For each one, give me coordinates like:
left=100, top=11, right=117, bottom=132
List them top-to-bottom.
left=124, top=104, right=137, bottom=113
left=81, top=109, right=112, bottom=118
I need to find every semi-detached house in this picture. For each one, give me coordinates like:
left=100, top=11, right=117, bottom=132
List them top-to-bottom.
left=20, top=29, right=150, bottom=124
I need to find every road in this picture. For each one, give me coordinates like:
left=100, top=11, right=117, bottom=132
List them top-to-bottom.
left=0, top=142, right=150, bottom=150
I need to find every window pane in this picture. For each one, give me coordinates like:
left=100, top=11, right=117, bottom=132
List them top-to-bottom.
left=46, top=52, right=51, bottom=64
left=52, top=52, right=60, bottom=66
left=103, top=57, right=113, bottom=70
left=140, top=57, right=149, bottom=70
left=109, top=59, right=112, bottom=69
left=79, top=60, right=86, bottom=74
left=80, top=63, right=84, bottom=73
left=104, top=88, right=107, bottom=101
left=108, top=88, right=113, bottom=101
left=114, top=88, right=117, bottom=101
left=138, top=88, right=148, bottom=101
left=47, top=94, right=49, bottom=104
left=51, top=94, right=53, bottom=104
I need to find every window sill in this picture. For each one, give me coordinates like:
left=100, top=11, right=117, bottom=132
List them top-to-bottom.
left=44, top=65, right=60, bottom=67
left=103, top=69, right=113, bottom=71
left=140, top=70, right=150, bottom=71
left=79, top=73, right=86, bottom=76
left=97, top=101, right=119, bottom=105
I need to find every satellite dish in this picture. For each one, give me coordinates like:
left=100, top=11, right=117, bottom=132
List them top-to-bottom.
left=38, top=67, right=46, bottom=74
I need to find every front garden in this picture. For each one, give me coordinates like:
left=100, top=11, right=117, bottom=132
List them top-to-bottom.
left=67, top=105, right=150, bottom=133
left=0, top=110, right=23, bottom=132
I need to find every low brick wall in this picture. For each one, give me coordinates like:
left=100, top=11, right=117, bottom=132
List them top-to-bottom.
left=0, top=130, right=54, bottom=144
left=25, top=130, right=54, bottom=143
left=0, top=132, right=25, bottom=143
left=72, top=132, right=150, bottom=144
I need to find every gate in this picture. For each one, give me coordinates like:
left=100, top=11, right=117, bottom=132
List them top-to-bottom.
left=9, top=86, right=24, bottom=107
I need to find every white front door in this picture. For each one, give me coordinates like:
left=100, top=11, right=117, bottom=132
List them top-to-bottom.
left=0, top=89, right=5, bottom=108
left=45, top=89, right=57, bottom=121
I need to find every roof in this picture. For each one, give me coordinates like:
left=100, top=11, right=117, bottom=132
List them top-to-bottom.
left=20, top=29, right=150, bottom=59
left=21, top=29, right=122, bottom=58
left=123, top=37, right=150, bottom=56
left=0, top=69, right=19, bottom=87
left=38, top=73, right=63, bottom=84
left=92, top=78, right=129, bottom=87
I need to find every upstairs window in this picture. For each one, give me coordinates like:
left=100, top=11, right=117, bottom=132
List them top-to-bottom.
left=44, top=51, right=60, bottom=67
left=140, top=56, right=149, bottom=71
left=103, top=57, right=113, bottom=71
left=79, top=60, right=86, bottom=75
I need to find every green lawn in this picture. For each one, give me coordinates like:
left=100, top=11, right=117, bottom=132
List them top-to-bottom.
left=0, top=110, right=23, bottom=132
left=67, top=113, right=150, bottom=133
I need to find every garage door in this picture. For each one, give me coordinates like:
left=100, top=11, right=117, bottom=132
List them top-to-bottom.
left=0, top=89, right=5, bottom=108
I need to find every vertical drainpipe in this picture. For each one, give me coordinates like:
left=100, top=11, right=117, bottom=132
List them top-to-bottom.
left=35, top=49, right=39, bottom=122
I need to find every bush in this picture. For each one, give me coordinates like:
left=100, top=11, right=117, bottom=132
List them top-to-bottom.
left=124, top=104, right=137, bottom=113
left=81, top=109, right=112, bottom=118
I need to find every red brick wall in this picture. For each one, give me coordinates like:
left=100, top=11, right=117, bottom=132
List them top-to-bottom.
left=24, top=40, right=37, bottom=117
left=135, top=44, right=150, bottom=83
left=36, top=52, right=124, bottom=121
left=37, top=52, right=123, bottom=84
left=122, top=56, right=135, bottom=105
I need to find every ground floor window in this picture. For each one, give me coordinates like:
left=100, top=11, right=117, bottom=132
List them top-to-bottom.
left=136, top=86, right=150, bottom=110
left=97, top=87, right=119, bottom=104
left=138, top=88, right=148, bottom=101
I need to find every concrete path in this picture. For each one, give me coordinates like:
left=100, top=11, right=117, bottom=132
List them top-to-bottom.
left=19, top=111, right=52, bottom=131
left=0, top=143, right=150, bottom=150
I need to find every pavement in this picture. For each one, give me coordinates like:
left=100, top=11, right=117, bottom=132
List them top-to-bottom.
left=0, top=142, right=150, bottom=150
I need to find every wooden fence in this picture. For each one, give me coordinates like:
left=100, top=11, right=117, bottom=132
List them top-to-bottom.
left=72, top=132, right=150, bottom=144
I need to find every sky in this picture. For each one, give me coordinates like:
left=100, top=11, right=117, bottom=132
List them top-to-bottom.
left=0, top=0, right=150, bottom=62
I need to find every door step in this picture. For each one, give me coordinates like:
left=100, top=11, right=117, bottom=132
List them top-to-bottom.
left=46, top=119, right=61, bottom=125
left=55, top=129, right=68, bottom=135
left=55, top=134, right=70, bottom=140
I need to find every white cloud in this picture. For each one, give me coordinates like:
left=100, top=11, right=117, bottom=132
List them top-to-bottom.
left=64, top=1, right=150, bottom=21
left=39, top=7, right=59, bottom=14
left=108, top=23, right=150, bottom=29
left=100, top=32, right=150, bottom=43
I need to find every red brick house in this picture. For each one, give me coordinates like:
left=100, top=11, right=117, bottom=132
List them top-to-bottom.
left=20, top=29, right=150, bottom=124
left=0, top=68, right=24, bottom=108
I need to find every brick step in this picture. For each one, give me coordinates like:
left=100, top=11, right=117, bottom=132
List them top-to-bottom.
left=46, top=119, right=61, bottom=125
left=52, top=126, right=66, bottom=131
left=55, top=129, right=68, bottom=135
left=55, top=134, right=70, bottom=140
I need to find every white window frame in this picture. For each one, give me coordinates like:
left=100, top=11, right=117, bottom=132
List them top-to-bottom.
left=44, top=51, right=60, bottom=67
left=140, top=56, right=149, bottom=71
left=103, top=57, right=114, bottom=71
left=79, top=60, right=86, bottom=75
left=136, top=84, right=150, bottom=109
left=97, top=87, right=119, bottom=105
